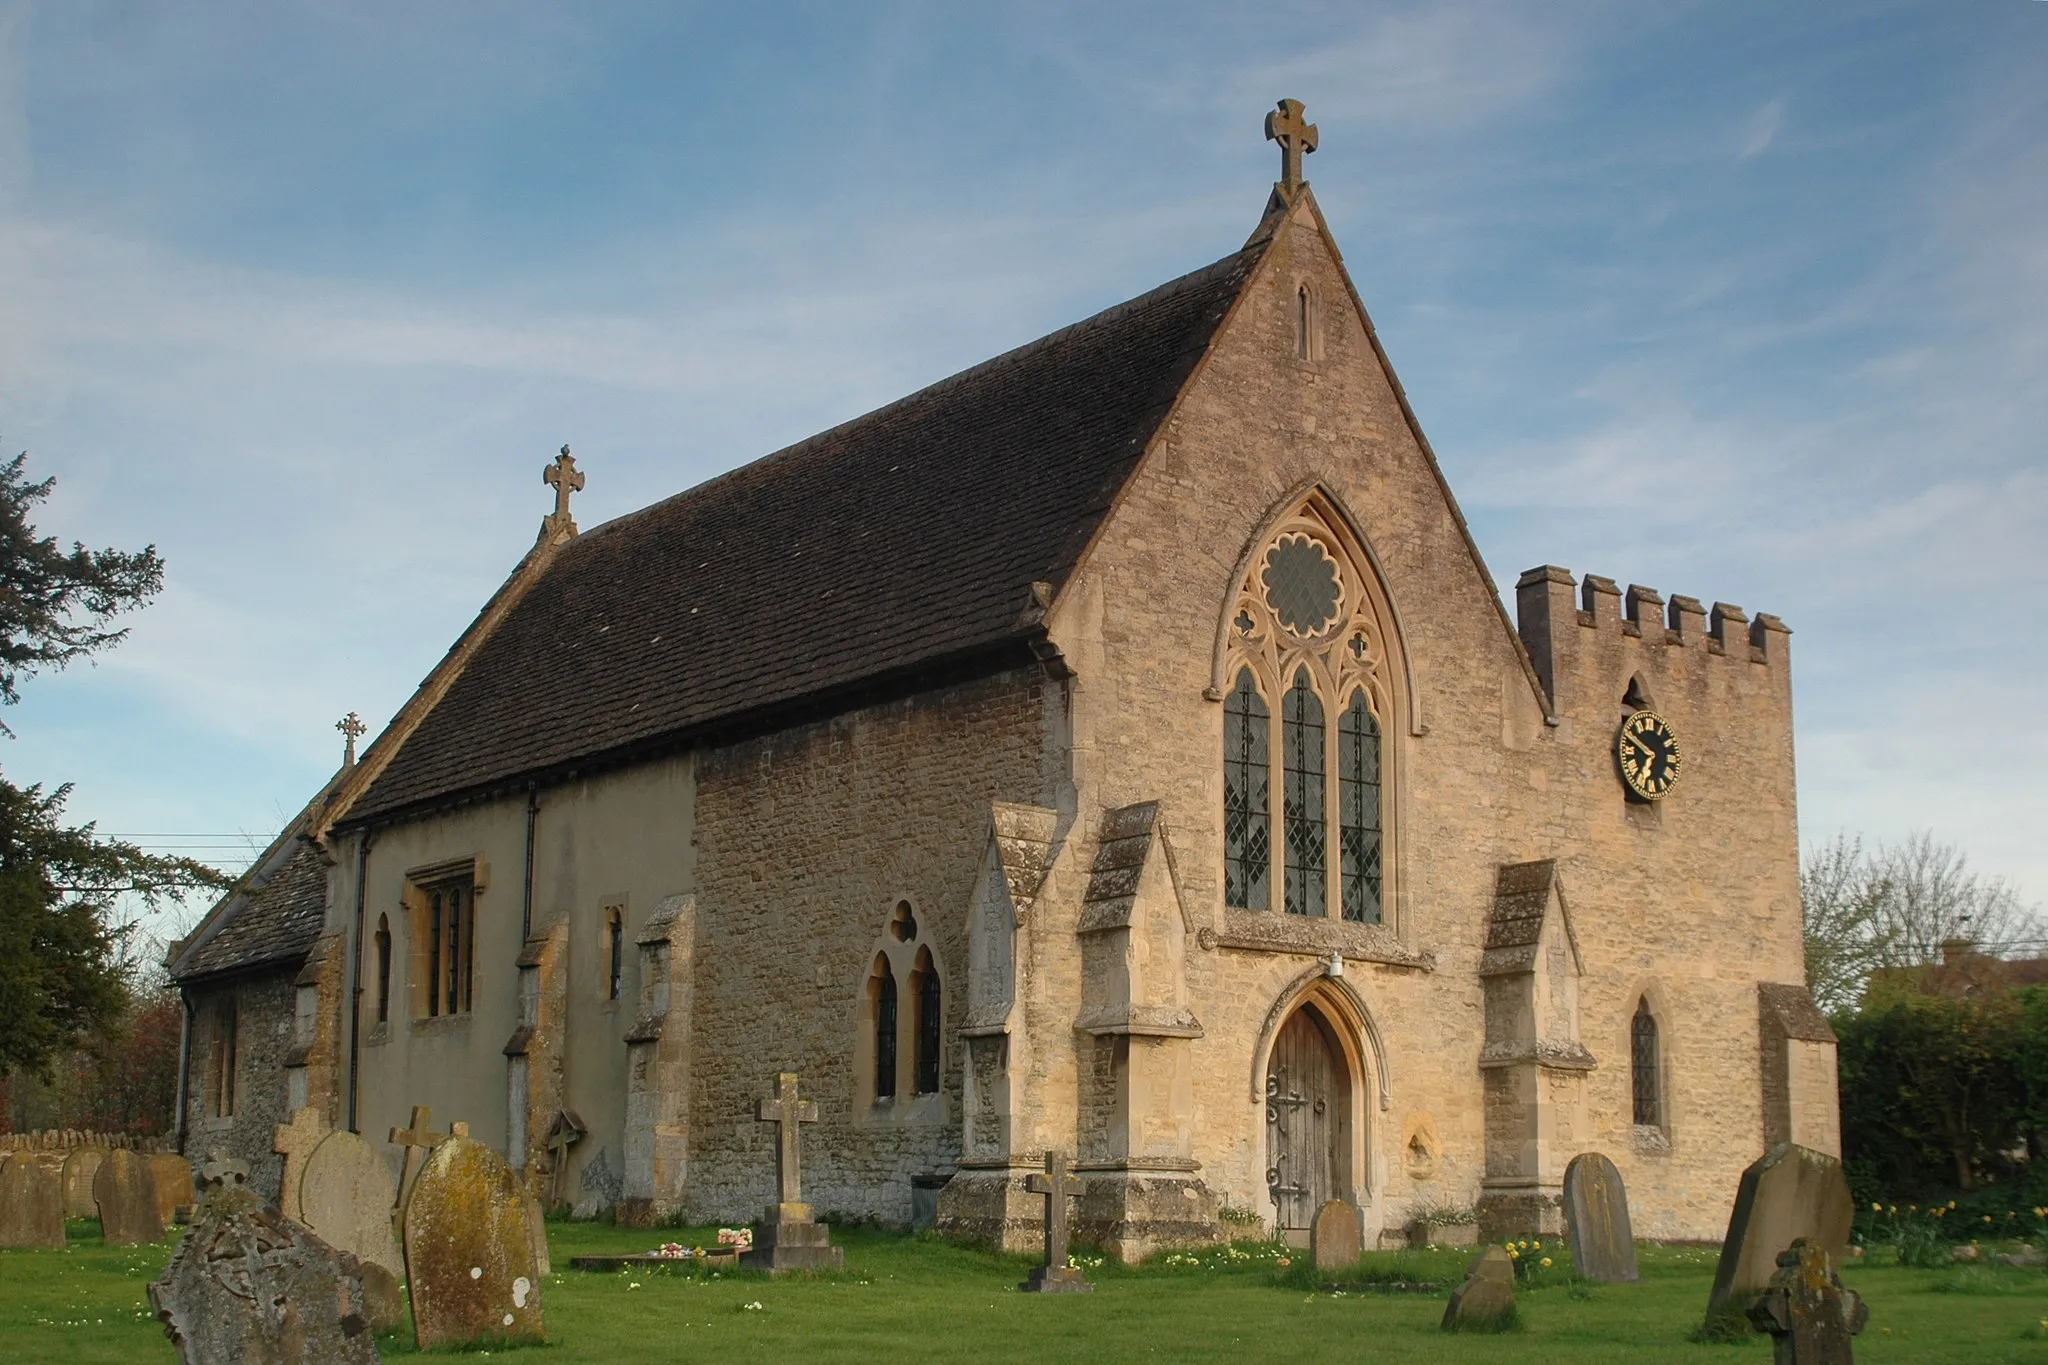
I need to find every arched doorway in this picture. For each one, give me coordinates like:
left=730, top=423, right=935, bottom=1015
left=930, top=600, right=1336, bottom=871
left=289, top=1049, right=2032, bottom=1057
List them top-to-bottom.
left=1265, top=1002, right=1353, bottom=1242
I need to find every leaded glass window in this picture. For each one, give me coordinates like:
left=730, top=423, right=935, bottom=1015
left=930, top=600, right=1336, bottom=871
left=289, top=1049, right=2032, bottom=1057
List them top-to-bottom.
left=1261, top=535, right=1343, bottom=636
left=1224, top=669, right=1271, bottom=910
left=1282, top=669, right=1327, bottom=918
left=1337, top=691, right=1382, bottom=923
left=914, top=955, right=941, bottom=1095
left=873, top=960, right=898, bottom=1101
left=1631, top=998, right=1661, bottom=1127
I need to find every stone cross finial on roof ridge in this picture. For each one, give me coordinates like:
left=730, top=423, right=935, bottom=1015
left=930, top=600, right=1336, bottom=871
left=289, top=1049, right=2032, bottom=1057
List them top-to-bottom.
left=1265, top=99, right=1318, bottom=195
left=542, top=445, right=586, bottom=541
left=336, top=711, right=367, bottom=767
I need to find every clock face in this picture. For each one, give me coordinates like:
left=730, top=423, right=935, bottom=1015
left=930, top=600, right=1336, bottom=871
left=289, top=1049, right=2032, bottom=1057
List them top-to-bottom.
left=1616, top=710, right=1682, bottom=801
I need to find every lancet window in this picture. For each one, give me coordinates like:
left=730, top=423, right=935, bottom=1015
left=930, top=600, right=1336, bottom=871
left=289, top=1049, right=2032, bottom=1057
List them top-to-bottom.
left=1221, top=507, right=1394, bottom=923
left=860, top=900, right=947, bottom=1114
left=871, top=956, right=898, bottom=1101
left=1631, top=997, right=1662, bottom=1127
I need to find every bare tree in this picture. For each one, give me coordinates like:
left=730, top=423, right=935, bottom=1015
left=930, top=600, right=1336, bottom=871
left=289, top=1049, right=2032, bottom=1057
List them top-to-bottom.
left=1801, top=834, right=1895, bottom=1013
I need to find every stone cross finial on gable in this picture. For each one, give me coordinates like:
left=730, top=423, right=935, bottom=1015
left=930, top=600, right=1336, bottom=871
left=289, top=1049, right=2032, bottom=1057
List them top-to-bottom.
left=1265, top=99, right=1318, bottom=194
left=542, top=445, right=586, bottom=541
left=336, top=711, right=367, bottom=767
left=756, top=1072, right=818, bottom=1218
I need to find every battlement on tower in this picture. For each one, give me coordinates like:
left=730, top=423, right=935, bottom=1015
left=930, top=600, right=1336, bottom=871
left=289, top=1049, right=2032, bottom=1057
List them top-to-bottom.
left=1513, top=565, right=1791, bottom=715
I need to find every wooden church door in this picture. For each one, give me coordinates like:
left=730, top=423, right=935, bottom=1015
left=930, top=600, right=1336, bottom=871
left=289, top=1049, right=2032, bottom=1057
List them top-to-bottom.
left=1265, top=1005, right=1351, bottom=1242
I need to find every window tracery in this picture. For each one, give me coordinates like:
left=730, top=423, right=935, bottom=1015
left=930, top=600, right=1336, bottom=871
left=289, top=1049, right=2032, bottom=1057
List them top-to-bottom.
left=1222, top=501, right=1396, bottom=924
left=858, top=899, right=947, bottom=1116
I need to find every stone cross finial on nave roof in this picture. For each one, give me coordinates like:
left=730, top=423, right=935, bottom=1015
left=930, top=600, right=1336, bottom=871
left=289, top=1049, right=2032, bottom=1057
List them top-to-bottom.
left=1265, top=98, right=1318, bottom=195
left=542, top=445, right=586, bottom=541
left=336, top=711, right=367, bottom=767
left=756, top=1072, right=818, bottom=1218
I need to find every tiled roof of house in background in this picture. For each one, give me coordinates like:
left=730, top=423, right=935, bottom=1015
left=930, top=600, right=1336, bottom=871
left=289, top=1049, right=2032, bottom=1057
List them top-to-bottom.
left=346, top=241, right=1265, bottom=824
left=169, top=838, right=328, bottom=983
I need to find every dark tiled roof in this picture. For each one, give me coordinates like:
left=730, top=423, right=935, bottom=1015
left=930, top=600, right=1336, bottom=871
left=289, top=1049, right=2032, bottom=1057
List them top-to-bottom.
left=348, top=244, right=1263, bottom=822
left=170, top=839, right=328, bottom=982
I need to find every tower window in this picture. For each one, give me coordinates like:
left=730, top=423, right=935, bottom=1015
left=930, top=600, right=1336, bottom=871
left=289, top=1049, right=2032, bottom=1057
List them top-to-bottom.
left=1296, top=284, right=1316, bottom=360
left=1631, top=998, right=1662, bottom=1127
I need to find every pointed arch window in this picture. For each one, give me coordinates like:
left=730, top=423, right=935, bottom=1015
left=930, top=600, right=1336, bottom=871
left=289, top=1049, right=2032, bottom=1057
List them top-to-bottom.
left=1296, top=284, right=1317, bottom=361
left=1219, top=507, right=1399, bottom=926
left=1223, top=669, right=1272, bottom=910
left=1281, top=669, right=1327, bottom=917
left=1337, top=691, right=1382, bottom=923
left=605, top=907, right=625, bottom=1002
left=374, top=915, right=392, bottom=1023
left=912, top=949, right=942, bottom=1095
left=871, top=956, right=898, bottom=1101
left=1631, top=998, right=1662, bottom=1127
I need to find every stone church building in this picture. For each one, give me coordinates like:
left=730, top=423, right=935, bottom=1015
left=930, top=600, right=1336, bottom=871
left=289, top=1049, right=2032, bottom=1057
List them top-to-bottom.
left=169, top=104, right=1837, bottom=1258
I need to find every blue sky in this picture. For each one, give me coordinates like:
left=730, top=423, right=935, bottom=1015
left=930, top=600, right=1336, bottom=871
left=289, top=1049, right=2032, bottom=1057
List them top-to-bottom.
left=0, top=2, right=2042, bottom=930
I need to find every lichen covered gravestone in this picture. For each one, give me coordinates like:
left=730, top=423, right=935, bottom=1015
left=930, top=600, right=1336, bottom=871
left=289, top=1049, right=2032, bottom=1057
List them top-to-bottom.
left=402, top=1127, right=545, bottom=1349
left=300, top=1130, right=407, bottom=1332
left=1707, top=1144, right=1853, bottom=1319
left=60, top=1147, right=105, bottom=1219
left=95, top=1148, right=166, bottom=1245
left=1562, top=1151, right=1638, bottom=1283
left=148, top=1152, right=194, bottom=1229
left=0, top=1153, right=65, bottom=1249
left=150, top=1156, right=379, bottom=1365
left=1311, top=1198, right=1362, bottom=1272
left=1746, top=1239, right=1868, bottom=1364
left=1441, top=1245, right=1516, bottom=1332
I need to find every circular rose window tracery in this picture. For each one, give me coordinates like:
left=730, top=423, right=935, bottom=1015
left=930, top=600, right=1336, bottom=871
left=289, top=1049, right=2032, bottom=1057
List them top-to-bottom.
left=1261, top=534, right=1343, bottom=636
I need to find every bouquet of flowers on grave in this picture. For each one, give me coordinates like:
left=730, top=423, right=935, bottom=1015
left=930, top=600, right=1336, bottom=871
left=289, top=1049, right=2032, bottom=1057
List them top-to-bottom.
left=717, top=1227, right=753, bottom=1251
left=650, top=1242, right=702, bottom=1260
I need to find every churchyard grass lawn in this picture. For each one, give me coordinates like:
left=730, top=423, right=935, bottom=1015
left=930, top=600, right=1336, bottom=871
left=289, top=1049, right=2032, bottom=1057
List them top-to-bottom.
left=3, top=1220, right=2047, bottom=1362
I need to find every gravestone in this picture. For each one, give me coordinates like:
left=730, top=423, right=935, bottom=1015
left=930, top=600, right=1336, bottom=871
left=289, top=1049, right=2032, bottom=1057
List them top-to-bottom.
left=738, top=1073, right=844, bottom=1273
left=272, top=1106, right=329, bottom=1223
left=402, top=1126, right=545, bottom=1349
left=300, top=1130, right=407, bottom=1332
left=1706, top=1144, right=1853, bottom=1318
left=60, top=1147, right=106, bottom=1219
left=95, top=1147, right=166, bottom=1245
left=1020, top=1149, right=1090, bottom=1293
left=1563, top=1151, right=1639, bottom=1283
left=149, top=1152, right=194, bottom=1228
left=0, top=1153, right=65, bottom=1248
left=150, top=1155, right=379, bottom=1365
left=525, top=1193, right=551, bottom=1278
left=1311, top=1198, right=1362, bottom=1272
left=1746, top=1239, right=1869, bottom=1364
left=1441, top=1245, right=1516, bottom=1333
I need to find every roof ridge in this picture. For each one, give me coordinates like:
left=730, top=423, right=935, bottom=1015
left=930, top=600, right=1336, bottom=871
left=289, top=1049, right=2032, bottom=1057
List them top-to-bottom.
left=571, top=243, right=1262, bottom=552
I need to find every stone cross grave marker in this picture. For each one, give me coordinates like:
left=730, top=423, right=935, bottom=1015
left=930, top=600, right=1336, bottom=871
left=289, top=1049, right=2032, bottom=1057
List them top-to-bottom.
left=1264, top=98, right=1318, bottom=192
left=738, top=1072, right=843, bottom=1273
left=272, top=1105, right=329, bottom=1223
left=389, top=1105, right=446, bottom=1221
left=543, top=1112, right=583, bottom=1210
left=402, top=1127, right=545, bottom=1349
left=300, top=1129, right=407, bottom=1332
left=1706, top=1144, right=1853, bottom=1324
left=60, top=1146, right=105, bottom=1219
left=95, top=1147, right=165, bottom=1245
left=1020, top=1149, right=1090, bottom=1293
left=1563, top=1151, right=1639, bottom=1283
left=0, top=1153, right=65, bottom=1249
left=148, top=1153, right=194, bottom=1231
left=150, top=1154, right=379, bottom=1365
left=1311, top=1198, right=1362, bottom=1272
left=1746, top=1239, right=1869, bottom=1364
left=1441, top=1244, right=1516, bottom=1333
